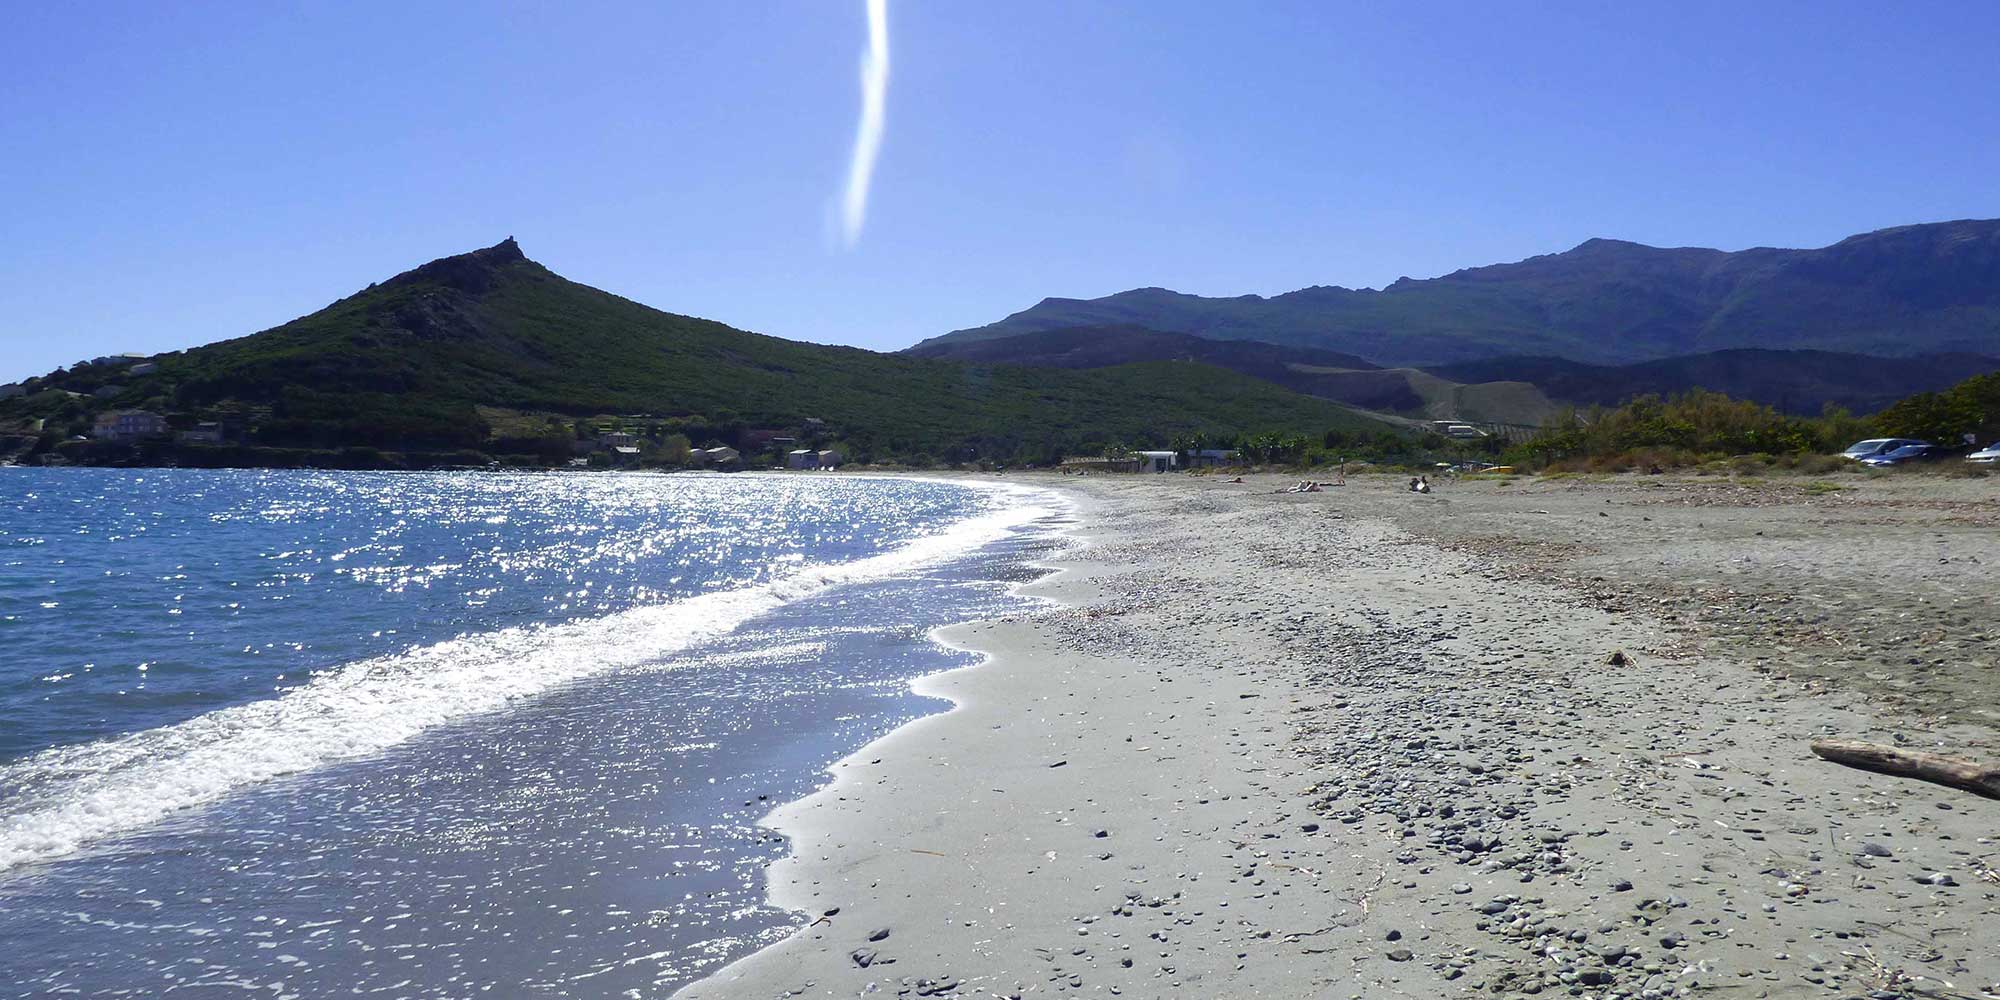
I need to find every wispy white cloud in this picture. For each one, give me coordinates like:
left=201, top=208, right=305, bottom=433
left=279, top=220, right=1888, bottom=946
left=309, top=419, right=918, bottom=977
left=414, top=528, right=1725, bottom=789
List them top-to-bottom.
left=837, top=0, right=890, bottom=248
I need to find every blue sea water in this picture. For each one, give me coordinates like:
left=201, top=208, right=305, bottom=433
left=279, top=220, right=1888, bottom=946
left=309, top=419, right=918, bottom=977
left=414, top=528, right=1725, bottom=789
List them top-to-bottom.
left=0, top=468, right=1067, bottom=998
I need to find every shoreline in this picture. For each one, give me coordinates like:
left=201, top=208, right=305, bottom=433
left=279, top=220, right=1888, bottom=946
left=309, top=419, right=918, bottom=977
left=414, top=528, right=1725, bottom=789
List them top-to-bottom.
left=677, top=471, right=1999, bottom=1000
left=0, top=472, right=1083, bottom=997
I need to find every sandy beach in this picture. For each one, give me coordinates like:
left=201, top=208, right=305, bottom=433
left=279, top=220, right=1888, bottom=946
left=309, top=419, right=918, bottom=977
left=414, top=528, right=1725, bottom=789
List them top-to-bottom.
left=677, top=471, right=1999, bottom=1000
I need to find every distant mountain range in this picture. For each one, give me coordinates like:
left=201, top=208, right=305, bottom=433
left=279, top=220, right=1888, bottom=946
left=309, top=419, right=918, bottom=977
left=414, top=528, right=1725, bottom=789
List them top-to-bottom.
left=919, top=219, right=2000, bottom=367
left=0, top=240, right=1387, bottom=464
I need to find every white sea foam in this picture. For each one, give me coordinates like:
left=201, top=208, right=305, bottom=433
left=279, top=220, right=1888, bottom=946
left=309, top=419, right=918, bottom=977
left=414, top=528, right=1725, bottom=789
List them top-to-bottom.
left=0, top=480, right=1061, bottom=873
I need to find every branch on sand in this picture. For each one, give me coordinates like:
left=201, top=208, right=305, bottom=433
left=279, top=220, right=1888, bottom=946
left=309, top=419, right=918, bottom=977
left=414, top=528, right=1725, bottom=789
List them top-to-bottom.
left=1809, top=739, right=2000, bottom=800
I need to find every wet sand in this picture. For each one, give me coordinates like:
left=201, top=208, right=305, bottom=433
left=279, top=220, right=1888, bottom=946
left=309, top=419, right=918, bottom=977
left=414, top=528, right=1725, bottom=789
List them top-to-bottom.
left=677, top=471, right=2000, bottom=1000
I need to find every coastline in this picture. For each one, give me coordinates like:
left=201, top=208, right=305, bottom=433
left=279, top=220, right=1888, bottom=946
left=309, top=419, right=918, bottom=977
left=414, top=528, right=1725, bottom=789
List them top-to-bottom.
left=0, top=471, right=1082, bottom=999
left=678, top=471, right=1999, bottom=1000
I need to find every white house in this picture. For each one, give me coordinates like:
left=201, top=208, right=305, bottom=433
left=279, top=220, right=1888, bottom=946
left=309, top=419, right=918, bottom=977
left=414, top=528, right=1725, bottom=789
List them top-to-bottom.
left=1431, top=420, right=1488, bottom=440
left=176, top=422, right=225, bottom=444
left=703, top=446, right=741, bottom=466
left=786, top=449, right=820, bottom=469
left=817, top=449, right=843, bottom=468
left=1136, top=450, right=1179, bottom=473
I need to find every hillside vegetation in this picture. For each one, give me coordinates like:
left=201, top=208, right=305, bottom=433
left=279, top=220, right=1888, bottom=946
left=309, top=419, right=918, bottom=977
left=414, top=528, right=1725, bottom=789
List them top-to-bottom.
left=0, top=240, right=1388, bottom=467
left=905, top=323, right=1993, bottom=425
left=1429, top=350, right=2000, bottom=416
left=1517, top=372, right=2000, bottom=472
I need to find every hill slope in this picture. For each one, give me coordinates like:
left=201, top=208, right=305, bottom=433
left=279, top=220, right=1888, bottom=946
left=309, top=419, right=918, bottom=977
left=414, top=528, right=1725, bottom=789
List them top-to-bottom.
left=921, top=219, right=2000, bottom=366
left=2, top=240, right=1386, bottom=463
left=905, top=323, right=1378, bottom=372
left=909, top=324, right=1558, bottom=425
left=1427, top=350, right=2000, bottom=415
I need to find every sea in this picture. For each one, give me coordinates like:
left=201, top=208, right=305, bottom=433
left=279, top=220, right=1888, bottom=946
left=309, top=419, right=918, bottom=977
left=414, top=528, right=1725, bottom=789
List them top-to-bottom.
left=0, top=468, right=1069, bottom=998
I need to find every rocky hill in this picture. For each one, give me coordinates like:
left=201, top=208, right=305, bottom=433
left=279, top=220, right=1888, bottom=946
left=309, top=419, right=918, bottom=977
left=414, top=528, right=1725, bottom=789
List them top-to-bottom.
left=0, top=240, right=1390, bottom=465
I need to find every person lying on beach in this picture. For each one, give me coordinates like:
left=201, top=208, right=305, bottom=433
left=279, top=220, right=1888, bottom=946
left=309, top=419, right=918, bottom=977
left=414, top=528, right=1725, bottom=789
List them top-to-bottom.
left=1225, top=475, right=1245, bottom=483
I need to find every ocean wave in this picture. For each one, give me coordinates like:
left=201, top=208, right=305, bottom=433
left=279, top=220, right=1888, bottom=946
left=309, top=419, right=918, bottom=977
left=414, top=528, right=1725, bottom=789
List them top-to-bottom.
left=0, top=480, right=1062, bottom=874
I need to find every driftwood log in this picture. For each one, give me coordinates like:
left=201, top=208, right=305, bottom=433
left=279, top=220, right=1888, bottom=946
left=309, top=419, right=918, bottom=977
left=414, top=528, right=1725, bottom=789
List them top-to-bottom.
left=1809, top=739, right=2000, bottom=800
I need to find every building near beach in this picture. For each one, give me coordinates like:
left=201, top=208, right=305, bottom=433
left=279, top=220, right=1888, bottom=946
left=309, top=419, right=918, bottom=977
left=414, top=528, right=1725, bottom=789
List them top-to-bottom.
left=93, top=410, right=168, bottom=441
left=1431, top=420, right=1488, bottom=439
left=176, top=422, right=225, bottom=444
left=703, top=446, right=741, bottom=466
left=786, top=449, right=820, bottom=469
left=817, top=449, right=843, bottom=468
left=1136, top=450, right=1179, bottom=473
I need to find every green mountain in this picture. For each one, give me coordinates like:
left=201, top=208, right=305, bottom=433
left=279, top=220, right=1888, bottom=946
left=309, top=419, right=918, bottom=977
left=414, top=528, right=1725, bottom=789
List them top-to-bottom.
left=919, top=219, right=2000, bottom=366
left=1, top=240, right=1388, bottom=465
left=903, top=323, right=2000, bottom=425
left=906, top=324, right=1378, bottom=379
left=908, top=324, right=1560, bottom=426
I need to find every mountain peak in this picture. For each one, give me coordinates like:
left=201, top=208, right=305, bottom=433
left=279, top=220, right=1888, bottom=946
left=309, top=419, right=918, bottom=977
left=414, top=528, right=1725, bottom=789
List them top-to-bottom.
left=485, top=236, right=525, bottom=261
left=1566, top=236, right=1651, bottom=254
left=381, top=237, right=530, bottom=296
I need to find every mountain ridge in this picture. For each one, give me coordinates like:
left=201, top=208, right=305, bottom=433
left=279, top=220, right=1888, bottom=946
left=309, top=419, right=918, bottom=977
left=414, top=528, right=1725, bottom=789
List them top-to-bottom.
left=919, top=218, right=2000, bottom=366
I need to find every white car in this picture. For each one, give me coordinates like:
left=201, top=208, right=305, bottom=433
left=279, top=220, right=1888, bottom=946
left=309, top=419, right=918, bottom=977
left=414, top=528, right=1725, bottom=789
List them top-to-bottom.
left=1841, top=438, right=1927, bottom=460
left=1967, top=442, right=2000, bottom=464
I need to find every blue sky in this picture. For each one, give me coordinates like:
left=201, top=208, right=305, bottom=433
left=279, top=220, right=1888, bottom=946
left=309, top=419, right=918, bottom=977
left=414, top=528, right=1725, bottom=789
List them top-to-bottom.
left=4, top=1, right=1997, bottom=381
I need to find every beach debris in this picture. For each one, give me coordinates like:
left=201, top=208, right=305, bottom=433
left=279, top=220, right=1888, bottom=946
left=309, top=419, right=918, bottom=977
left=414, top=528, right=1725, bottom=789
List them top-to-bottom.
left=1607, top=649, right=1629, bottom=666
left=1809, top=739, right=2000, bottom=799
left=868, top=927, right=892, bottom=942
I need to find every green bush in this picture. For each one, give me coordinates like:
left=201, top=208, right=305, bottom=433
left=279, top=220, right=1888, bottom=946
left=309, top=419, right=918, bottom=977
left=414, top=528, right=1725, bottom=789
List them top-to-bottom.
left=1516, top=377, right=2000, bottom=473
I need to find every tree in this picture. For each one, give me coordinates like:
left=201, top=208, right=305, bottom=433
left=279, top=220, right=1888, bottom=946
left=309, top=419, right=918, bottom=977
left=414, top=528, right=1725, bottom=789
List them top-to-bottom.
left=1875, top=373, right=2000, bottom=444
left=660, top=433, right=694, bottom=465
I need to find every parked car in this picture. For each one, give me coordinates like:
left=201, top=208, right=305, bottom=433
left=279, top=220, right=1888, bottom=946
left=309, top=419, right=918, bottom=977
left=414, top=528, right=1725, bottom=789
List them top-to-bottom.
left=1840, top=438, right=1928, bottom=460
left=1858, top=442, right=1942, bottom=467
left=1967, top=442, right=2000, bottom=464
